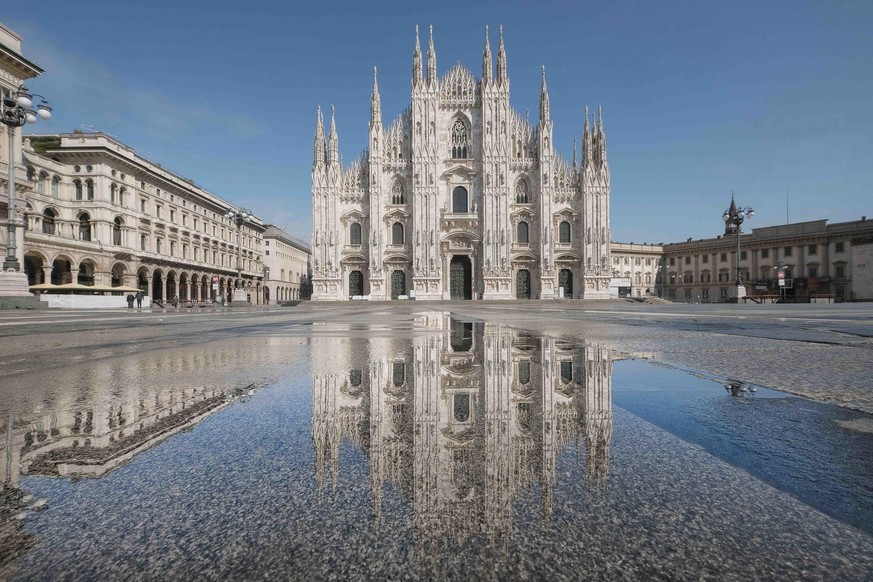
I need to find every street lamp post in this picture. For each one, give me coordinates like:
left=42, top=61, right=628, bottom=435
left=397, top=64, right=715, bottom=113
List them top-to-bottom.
left=3, top=86, right=51, bottom=273
left=722, top=195, right=754, bottom=300
left=224, top=207, right=252, bottom=306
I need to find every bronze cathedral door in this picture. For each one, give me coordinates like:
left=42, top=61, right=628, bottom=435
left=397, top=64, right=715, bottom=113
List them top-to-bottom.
left=449, top=256, right=472, bottom=300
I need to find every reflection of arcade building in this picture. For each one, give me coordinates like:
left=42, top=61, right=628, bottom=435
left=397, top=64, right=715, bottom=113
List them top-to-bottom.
left=311, top=316, right=613, bottom=546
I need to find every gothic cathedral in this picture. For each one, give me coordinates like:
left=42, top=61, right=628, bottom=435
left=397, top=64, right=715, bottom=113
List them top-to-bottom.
left=311, top=26, right=611, bottom=301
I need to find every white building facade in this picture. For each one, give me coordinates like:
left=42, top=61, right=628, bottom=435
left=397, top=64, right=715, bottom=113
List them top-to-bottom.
left=311, top=27, right=612, bottom=301
left=17, top=133, right=267, bottom=304
left=263, top=224, right=311, bottom=303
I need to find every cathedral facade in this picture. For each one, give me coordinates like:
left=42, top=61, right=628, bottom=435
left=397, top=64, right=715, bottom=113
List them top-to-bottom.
left=311, top=26, right=612, bottom=301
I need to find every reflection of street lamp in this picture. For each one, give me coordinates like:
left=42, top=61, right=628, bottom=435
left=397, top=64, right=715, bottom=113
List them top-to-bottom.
left=3, top=86, right=52, bottom=273
left=722, top=193, right=754, bottom=299
left=224, top=207, right=252, bottom=305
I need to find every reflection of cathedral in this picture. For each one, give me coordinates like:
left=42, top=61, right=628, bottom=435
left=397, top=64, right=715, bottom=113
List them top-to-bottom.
left=311, top=315, right=613, bottom=547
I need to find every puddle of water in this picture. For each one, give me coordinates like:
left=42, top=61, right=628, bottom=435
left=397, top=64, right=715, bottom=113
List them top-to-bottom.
left=1, top=314, right=871, bottom=580
left=613, top=359, right=873, bottom=534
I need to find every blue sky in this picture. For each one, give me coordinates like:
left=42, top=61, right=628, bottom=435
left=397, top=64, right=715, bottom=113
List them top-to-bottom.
left=5, top=1, right=871, bottom=243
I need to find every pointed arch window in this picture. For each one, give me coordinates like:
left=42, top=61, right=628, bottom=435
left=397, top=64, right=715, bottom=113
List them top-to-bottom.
left=450, top=118, right=469, bottom=159
left=391, top=178, right=406, bottom=204
left=515, top=179, right=529, bottom=204
left=452, top=186, right=468, bottom=213
left=42, top=209, right=56, bottom=235
left=79, top=212, right=92, bottom=241
left=559, top=220, right=571, bottom=243
left=517, top=221, right=529, bottom=244
left=349, top=222, right=362, bottom=245
left=391, top=222, right=404, bottom=245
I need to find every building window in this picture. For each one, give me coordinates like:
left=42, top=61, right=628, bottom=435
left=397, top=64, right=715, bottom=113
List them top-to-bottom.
left=450, top=118, right=469, bottom=159
left=51, top=176, right=60, bottom=198
left=391, top=178, right=405, bottom=204
left=515, top=179, right=529, bottom=204
left=74, top=180, right=83, bottom=201
left=86, top=180, right=94, bottom=201
left=111, top=184, right=118, bottom=204
left=452, top=186, right=468, bottom=213
left=140, top=199, right=147, bottom=213
left=156, top=205, right=163, bottom=219
left=42, top=209, right=56, bottom=235
left=170, top=209, right=176, bottom=223
left=78, top=213, right=92, bottom=241
left=113, top=217, right=123, bottom=246
left=517, top=221, right=529, bottom=244
left=559, top=221, right=571, bottom=244
left=349, top=222, right=362, bottom=245
left=392, top=222, right=404, bottom=245
left=140, top=234, right=147, bottom=251
left=156, top=239, right=163, bottom=254
left=170, top=241, right=176, bottom=256
left=835, top=242, right=845, bottom=253
left=808, top=244, right=817, bottom=255
left=784, top=247, right=792, bottom=257
left=761, top=249, right=769, bottom=258
left=740, top=251, right=747, bottom=260
left=720, top=253, right=727, bottom=262
left=702, top=254, right=708, bottom=264
left=685, top=256, right=691, bottom=265
left=646, top=258, right=652, bottom=266
left=669, top=258, right=676, bottom=266
left=836, top=265, right=845, bottom=278
left=809, top=267, right=817, bottom=278
left=635, top=273, right=642, bottom=284
left=645, top=273, right=652, bottom=284
left=683, top=273, right=693, bottom=284
left=560, top=361, right=573, bottom=384
left=392, top=362, right=405, bottom=387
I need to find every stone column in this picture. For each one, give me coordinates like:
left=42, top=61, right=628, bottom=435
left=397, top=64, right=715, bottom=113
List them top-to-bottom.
left=42, top=266, right=52, bottom=285
left=161, top=277, right=167, bottom=302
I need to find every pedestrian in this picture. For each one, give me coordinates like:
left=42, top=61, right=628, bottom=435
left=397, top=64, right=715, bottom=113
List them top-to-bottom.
left=135, top=291, right=143, bottom=308
left=126, top=293, right=134, bottom=309
left=173, top=294, right=179, bottom=308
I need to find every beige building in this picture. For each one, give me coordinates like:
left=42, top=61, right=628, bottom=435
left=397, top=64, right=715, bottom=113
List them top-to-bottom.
left=15, top=132, right=268, bottom=304
left=661, top=216, right=873, bottom=302
left=263, top=224, right=311, bottom=303
left=610, top=242, right=663, bottom=298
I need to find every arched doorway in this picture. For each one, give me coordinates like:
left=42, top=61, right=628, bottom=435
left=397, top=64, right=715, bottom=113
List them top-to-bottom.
left=24, top=254, right=46, bottom=285
left=450, top=256, right=472, bottom=300
left=51, top=257, right=72, bottom=285
left=77, top=261, right=96, bottom=286
left=111, top=263, right=126, bottom=288
left=137, top=269, right=150, bottom=294
left=516, top=269, right=531, bottom=299
left=559, top=269, right=573, bottom=298
left=152, top=270, right=164, bottom=301
left=391, top=270, right=406, bottom=299
left=349, top=271, right=364, bottom=297
left=166, top=272, right=177, bottom=300
left=264, top=285, right=270, bottom=305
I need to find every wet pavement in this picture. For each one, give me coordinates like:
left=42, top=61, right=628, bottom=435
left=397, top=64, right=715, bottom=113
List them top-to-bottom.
left=1, top=305, right=872, bottom=580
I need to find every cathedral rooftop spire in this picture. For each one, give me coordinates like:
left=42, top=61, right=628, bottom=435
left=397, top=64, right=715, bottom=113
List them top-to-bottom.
left=496, top=24, right=507, bottom=85
left=413, top=25, right=422, bottom=88
left=427, top=25, right=437, bottom=86
left=482, top=25, right=492, bottom=85
left=539, top=65, right=550, bottom=120
left=371, top=66, right=381, bottom=124
left=328, top=105, right=339, bottom=165
left=583, top=105, right=593, bottom=167
left=597, top=105, right=607, bottom=166
left=314, top=106, right=325, bottom=168
left=573, top=138, right=578, bottom=171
